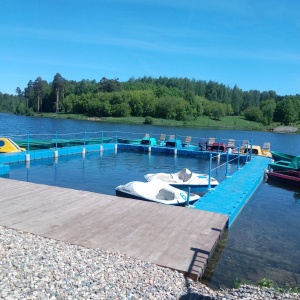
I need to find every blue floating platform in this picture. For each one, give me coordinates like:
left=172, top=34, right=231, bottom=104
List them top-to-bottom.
left=117, top=144, right=248, bottom=163
left=193, top=155, right=271, bottom=227
left=0, top=163, right=10, bottom=175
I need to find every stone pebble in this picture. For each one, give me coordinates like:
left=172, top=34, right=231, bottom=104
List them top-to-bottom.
left=0, top=226, right=299, bottom=299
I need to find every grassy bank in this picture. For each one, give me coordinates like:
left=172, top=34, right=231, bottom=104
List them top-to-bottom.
left=35, top=113, right=299, bottom=132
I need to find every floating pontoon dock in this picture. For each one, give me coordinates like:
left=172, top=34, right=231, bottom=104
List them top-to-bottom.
left=0, top=141, right=270, bottom=278
left=193, top=155, right=270, bottom=227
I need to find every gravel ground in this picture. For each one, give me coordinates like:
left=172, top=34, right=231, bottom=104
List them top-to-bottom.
left=0, top=226, right=299, bottom=300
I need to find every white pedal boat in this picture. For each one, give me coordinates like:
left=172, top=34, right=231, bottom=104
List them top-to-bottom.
left=144, top=168, right=219, bottom=192
left=115, top=179, right=200, bottom=206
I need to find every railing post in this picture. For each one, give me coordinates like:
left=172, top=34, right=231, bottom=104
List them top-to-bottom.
left=84, top=130, right=86, bottom=147
left=101, top=130, right=104, bottom=144
left=115, top=130, right=118, bottom=152
left=25, top=131, right=30, bottom=162
left=55, top=131, right=58, bottom=150
left=27, top=132, right=30, bottom=152
left=148, top=132, right=151, bottom=152
left=218, top=137, right=220, bottom=152
left=250, top=140, right=253, bottom=160
left=245, top=142, right=249, bottom=163
left=237, top=145, right=241, bottom=170
left=225, top=149, right=229, bottom=177
left=208, top=153, right=212, bottom=190
left=186, top=187, right=191, bottom=206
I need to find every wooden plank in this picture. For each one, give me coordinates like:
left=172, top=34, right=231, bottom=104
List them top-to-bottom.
left=0, top=178, right=228, bottom=279
left=0, top=185, right=91, bottom=219
left=0, top=187, right=75, bottom=214
left=7, top=193, right=113, bottom=233
left=48, top=196, right=142, bottom=241
left=66, top=199, right=161, bottom=248
left=96, top=203, right=183, bottom=254
left=119, top=204, right=185, bottom=256
left=161, top=213, right=226, bottom=276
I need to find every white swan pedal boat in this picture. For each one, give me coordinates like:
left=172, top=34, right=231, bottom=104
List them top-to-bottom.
left=144, top=168, right=219, bottom=192
left=115, top=179, right=200, bottom=206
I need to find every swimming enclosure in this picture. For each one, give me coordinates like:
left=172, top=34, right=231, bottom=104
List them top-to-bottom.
left=1, top=113, right=299, bottom=289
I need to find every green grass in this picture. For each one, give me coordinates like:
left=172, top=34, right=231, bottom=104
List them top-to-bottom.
left=34, top=113, right=300, bottom=132
left=36, top=113, right=88, bottom=121
left=105, top=115, right=264, bottom=130
left=233, top=277, right=300, bottom=294
left=257, top=278, right=300, bottom=294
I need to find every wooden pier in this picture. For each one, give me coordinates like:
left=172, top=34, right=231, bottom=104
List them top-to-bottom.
left=0, top=178, right=228, bottom=280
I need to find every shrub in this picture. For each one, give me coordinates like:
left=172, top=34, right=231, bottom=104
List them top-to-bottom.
left=144, top=116, right=153, bottom=124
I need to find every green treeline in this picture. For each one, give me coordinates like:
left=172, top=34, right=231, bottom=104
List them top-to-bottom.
left=0, top=74, right=299, bottom=125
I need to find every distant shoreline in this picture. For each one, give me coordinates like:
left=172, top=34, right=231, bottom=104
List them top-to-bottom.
left=6, top=111, right=300, bottom=133
left=39, top=113, right=300, bottom=133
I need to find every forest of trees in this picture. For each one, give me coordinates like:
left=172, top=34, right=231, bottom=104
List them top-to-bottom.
left=0, top=74, right=299, bottom=126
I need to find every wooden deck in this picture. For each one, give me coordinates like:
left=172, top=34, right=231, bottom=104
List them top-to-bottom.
left=0, top=178, right=228, bottom=279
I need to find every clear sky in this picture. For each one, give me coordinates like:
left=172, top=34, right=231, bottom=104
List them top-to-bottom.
left=0, top=0, right=299, bottom=96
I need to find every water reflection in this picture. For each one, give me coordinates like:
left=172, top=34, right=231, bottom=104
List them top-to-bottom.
left=202, top=181, right=300, bottom=289
left=293, top=192, right=300, bottom=203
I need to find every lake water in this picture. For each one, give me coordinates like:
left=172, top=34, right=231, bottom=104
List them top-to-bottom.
left=1, top=113, right=300, bottom=290
left=6, top=150, right=232, bottom=194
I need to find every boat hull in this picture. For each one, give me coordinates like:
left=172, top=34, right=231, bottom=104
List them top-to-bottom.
left=15, top=137, right=113, bottom=150
left=0, top=138, right=26, bottom=153
left=117, top=138, right=142, bottom=144
left=270, top=150, right=295, bottom=162
left=268, top=156, right=300, bottom=172
left=268, top=163, right=297, bottom=172
left=144, top=168, right=219, bottom=192
left=266, top=170, right=300, bottom=187
left=115, top=180, right=200, bottom=206
left=169, top=183, right=218, bottom=192
left=115, top=189, right=193, bottom=206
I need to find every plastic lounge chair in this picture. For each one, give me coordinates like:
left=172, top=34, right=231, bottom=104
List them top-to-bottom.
left=157, top=134, right=166, bottom=145
left=183, top=136, right=192, bottom=147
left=206, top=137, right=215, bottom=150
left=208, top=137, right=215, bottom=145
left=227, top=139, right=235, bottom=149
left=238, top=140, right=249, bottom=151
left=242, top=140, right=249, bottom=147
left=263, top=142, right=270, bottom=151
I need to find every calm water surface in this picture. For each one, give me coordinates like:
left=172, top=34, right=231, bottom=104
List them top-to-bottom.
left=1, top=113, right=300, bottom=289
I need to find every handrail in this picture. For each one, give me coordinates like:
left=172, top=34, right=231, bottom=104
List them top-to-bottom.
left=1, top=129, right=255, bottom=192
left=5, top=130, right=251, bottom=175
left=6, top=130, right=253, bottom=151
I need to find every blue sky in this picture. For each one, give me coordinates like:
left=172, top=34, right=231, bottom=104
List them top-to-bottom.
left=0, top=0, right=299, bottom=96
